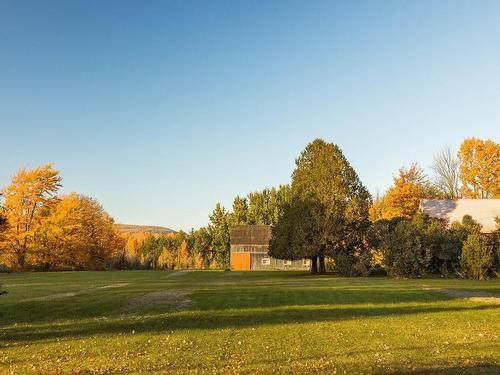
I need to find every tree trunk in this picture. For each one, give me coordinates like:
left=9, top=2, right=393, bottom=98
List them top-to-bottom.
left=17, top=250, right=26, bottom=271
left=318, top=254, right=326, bottom=274
left=311, top=256, right=318, bottom=273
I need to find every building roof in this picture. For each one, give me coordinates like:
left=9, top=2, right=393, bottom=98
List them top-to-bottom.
left=420, top=199, right=500, bottom=233
left=230, top=225, right=272, bottom=245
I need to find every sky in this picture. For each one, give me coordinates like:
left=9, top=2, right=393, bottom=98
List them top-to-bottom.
left=1, top=0, right=499, bottom=231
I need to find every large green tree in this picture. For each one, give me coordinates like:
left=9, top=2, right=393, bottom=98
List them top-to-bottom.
left=270, top=139, right=372, bottom=274
left=230, top=196, right=249, bottom=225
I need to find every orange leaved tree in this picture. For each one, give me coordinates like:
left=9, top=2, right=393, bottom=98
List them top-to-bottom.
left=458, top=138, right=500, bottom=198
left=1, top=164, right=61, bottom=269
left=372, top=164, right=439, bottom=221
left=33, top=193, right=123, bottom=270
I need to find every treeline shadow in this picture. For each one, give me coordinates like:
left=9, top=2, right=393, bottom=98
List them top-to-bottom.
left=0, top=286, right=454, bottom=326
left=191, top=287, right=451, bottom=311
left=1, top=302, right=498, bottom=344
left=390, top=363, right=500, bottom=374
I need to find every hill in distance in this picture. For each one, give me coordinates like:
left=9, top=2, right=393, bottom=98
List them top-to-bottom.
left=116, top=224, right=176, bottom=235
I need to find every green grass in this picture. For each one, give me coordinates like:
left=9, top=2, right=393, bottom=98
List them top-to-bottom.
left=0, top=271, right=499, bottom=374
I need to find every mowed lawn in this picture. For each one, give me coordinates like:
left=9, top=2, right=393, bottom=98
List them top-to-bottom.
left=0, top=271, right=499, bottom=374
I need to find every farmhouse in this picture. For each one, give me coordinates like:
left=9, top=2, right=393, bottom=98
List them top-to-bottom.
left=420, top=199, right=500, bottom=233
left=230, top=224, right=310, bottom=270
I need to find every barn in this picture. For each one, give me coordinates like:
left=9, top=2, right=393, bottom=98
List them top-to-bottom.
left=230, top=224, right=311, bottom=270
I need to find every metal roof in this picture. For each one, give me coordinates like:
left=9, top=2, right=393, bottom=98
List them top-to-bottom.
left=420, top=199, right=500, bottom=233
left=230, top=225, right=272, bottom=245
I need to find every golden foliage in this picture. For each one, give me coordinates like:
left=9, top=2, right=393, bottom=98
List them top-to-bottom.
left=458, top=138, right=500, bottom=198
left=1, top=164, right=62, bottom=269
left=371, top=164, right=427, bottom=221
left=32, top=193, right=123, bottom=270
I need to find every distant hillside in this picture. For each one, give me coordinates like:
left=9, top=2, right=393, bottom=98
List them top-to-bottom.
left=116, top=224, right=176, bottom=235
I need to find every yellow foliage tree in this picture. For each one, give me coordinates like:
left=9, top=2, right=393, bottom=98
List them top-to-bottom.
left=458, top=138, right=500, bottom=198
left=1, top=164, right=61, bottom=269
left=374, top=164, right=429, bottom=220
left=32, top=193, right=123, bottom=270
left=123, top=235, right=140, bottom=266
left=178, top=240, right=188, bottom=269
left=157, top=248, right=173, bottom=269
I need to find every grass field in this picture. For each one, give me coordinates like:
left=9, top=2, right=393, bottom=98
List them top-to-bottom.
left=0, top=271, right=499, bottom=374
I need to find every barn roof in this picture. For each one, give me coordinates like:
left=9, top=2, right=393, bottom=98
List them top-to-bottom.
left=420, top=199, right=500, bottom=233
left=230, top=225, right=272, bottom=245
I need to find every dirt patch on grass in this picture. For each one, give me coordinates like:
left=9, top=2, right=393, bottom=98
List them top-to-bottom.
left=164, top=270, right=191, bottom=278
left=21, top=283, right=130, bottom=302
left=98, top=283, right=130, bottom=289
left=426, top=288, right=500, bottom=304
left=122, top=289, right=193, bottom=312
left=24, top=291, right=79, bottom=301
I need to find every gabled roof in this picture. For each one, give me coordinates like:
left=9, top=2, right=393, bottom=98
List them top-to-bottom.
left=420, top=199, right=500, bottom=233
left=230, top=225, right=272, bottom=245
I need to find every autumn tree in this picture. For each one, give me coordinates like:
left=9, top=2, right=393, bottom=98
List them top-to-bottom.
left=458, top=138, right=500, bottom=198
left=270, top=139, right=372, bottom=274
left=431, top=146, right=461, bottom=199
left=1, top=164, right=62, bottom=269
left=376, top=164, right=440, bottom=220
left=32, top=193, right=123, bottom=270
left=0, top=212, right=7, bottom=244
left=178, top=239, right=189, bottom=268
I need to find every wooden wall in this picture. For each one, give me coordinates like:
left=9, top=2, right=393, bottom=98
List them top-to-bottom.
left=230, top=252, right=251, bottom=270
left=250, top=253, right=310, bottom=270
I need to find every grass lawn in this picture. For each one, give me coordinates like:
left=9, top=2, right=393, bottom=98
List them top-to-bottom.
left=0, top=271, right=499, bottom=374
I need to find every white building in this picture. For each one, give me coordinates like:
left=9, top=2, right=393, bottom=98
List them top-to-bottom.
left=419, top=199, right=500, bottom=233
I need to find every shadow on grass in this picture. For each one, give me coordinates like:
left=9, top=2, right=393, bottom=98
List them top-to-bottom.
left=0, top=286, right=454, bottom=327
left=191, top=287, right=451, bottom=311
left=1, top=302, right=498, bottom=344
left=390, top=364, right=500, bottom=374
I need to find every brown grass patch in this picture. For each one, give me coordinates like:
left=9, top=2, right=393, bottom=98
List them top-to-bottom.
left=425, top=288, right=500, bottom=304
left=122, top=289, right=192, bottom=312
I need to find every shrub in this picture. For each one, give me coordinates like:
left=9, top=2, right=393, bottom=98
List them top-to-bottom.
left=413, top=214, right=462, bottom=274
left=382, top=220, right=429, bottom=277
left=460, top=234, right=492, bottom=280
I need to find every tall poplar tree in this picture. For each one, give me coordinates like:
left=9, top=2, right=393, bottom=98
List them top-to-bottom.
left=208, top=203, right=231, bottom=268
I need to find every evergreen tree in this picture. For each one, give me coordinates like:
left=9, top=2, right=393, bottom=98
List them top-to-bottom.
left=270, top=139, right=372, bottom=274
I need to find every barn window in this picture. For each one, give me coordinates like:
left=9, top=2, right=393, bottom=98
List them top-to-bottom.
left=261, top=258, right=271, bottom=265
left=303, top=259, right=311, bottom=267
left=283, top=260, right=292, bottom=266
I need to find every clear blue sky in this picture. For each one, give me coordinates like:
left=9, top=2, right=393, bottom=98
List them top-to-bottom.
left=1, top=1, right=499, bottom=231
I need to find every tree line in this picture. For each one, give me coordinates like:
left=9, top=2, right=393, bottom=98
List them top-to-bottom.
left=0, top=137, right=499, bottom=278
left=267, top=137, right=499, bottom=279
left=0, top=164, right=291, bottom=271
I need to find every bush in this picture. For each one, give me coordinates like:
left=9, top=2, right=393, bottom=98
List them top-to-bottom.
left=413, top=214, right=462, bottom=274
left=382, top=220, right=429, bottom=278
left=460, top=234, right=493, bottom=280
left=331, top=252, right=357, bottom=276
